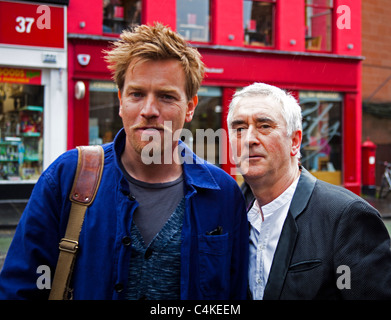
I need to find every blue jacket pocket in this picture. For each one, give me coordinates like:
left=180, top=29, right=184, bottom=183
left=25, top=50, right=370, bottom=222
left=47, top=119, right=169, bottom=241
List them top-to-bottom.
left=198, top=232, right=230, bottom=298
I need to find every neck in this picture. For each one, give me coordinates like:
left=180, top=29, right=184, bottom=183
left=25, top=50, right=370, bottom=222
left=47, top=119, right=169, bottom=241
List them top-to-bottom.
left=121, top=143, right=183, bottom=184
left=247, top=165, right=300, bottom=207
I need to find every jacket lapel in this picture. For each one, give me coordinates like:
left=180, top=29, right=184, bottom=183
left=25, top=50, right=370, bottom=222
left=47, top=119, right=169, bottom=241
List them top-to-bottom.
left=263, top=168, right=316, bottom=299
left=263, top=212, right=297, bottom=300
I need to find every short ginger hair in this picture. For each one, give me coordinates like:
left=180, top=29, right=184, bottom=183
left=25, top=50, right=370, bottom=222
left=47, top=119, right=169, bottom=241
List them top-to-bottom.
left=104, top=23, right=205, bottom=100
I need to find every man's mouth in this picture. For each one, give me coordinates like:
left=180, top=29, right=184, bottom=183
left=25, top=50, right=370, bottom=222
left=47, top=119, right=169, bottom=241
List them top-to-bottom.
left=137, top=127, right=164, bottom=138
left=139, top=127, right=163, bottom=131
left=248, top=153, right=265, bottom=159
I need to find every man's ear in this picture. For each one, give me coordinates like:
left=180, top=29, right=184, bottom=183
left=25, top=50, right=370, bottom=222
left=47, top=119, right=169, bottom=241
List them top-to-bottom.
left=185, top=95, right=198, bottom=122
left=290, top=129, right=302, bottom=157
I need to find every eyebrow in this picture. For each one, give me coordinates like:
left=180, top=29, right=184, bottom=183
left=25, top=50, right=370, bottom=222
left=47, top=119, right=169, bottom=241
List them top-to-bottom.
left=124, top=84, right=180, bottom=95
left=230, top=116, right=276, bottom=127
left=255, top=117, right=275, bottom=124
left=230, top=119, right=246, bottom=128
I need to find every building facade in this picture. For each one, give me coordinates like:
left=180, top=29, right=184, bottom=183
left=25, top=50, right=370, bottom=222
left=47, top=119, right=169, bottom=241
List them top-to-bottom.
left=0, top=0, right=68, bottom=207
left=67, top=0, right=362, bottom=194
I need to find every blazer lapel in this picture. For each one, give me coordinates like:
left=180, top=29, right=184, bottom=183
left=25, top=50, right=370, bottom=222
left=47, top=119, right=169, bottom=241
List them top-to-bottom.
left=263, top=168, right=317, bottom=299
left=263, top=212, right=297, bottom=300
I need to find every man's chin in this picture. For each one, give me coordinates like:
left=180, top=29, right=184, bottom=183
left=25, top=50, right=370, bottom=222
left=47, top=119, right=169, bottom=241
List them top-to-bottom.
left=237, top=163, right=266, bottom=179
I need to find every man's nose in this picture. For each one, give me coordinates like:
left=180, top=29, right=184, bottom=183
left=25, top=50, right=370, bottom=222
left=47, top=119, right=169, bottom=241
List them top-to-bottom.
left=140, top=95, right=159, bottom=118
left=245, top=125, right=260, bottom=146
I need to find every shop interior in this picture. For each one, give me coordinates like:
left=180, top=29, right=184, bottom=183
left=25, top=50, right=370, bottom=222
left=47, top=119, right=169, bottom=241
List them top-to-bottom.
left=0, top=83, right=43, bottom=182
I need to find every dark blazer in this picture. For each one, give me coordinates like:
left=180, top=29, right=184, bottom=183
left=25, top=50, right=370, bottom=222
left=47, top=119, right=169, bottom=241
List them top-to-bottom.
left=252, top=168, right=391, bottom=300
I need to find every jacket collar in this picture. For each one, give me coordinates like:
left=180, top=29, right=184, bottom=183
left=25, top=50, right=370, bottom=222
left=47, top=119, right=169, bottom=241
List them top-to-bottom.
left=113, top=128, right=220, bottom=191
left=178, top=141, right=220, bottom=191
left=263, top=167, right=317, bottom=300
left=289, top=167, right=317, bottom=219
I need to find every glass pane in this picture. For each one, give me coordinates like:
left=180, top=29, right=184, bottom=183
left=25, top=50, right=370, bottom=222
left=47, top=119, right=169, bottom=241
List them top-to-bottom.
left=103, top=0, right=142, bottom=34
left=177, top=0, right=210, bottom=42
left=306, top=0, right=333, bottom=7
left=244, top=1, right=274, bottom=47
left=305, top=5, right=332, bottom=51
left=89, top=81, right=122, bottom=145
left=0, top=82, right=44, bottom=181
left=182, top=87, right=222, bottom=166
left=300, top=92, right=342, bottom=184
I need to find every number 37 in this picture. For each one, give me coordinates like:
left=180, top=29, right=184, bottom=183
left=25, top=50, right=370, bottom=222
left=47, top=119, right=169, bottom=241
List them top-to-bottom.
left=15, top=16, right=35, bottom=33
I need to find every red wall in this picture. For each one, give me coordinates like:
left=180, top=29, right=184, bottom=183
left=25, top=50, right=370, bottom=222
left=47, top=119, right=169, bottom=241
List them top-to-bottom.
left=67, top=0, right=101, bottom=35
left=67, top=0, right=362, bottom=56
left=143, top=0, right=176, bottom=27
left=212, top=0, right=243, bottom=46
left=276, top=0, right=306, bottom=51
left=334, top=0, right=362, bottom=56
left=200, top=48, right=361, bottom=91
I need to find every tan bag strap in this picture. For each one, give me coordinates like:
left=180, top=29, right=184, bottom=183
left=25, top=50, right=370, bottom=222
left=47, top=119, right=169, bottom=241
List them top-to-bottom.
left=49, top=145, right=104, bottom=300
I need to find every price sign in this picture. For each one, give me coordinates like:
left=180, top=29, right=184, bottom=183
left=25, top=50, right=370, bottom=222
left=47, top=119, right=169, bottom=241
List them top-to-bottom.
left=0, top=1, right=65, bottom=49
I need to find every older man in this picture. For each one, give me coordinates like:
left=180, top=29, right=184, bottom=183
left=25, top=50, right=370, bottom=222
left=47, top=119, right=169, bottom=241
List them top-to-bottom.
left=228, top=82, right=391, bottom=300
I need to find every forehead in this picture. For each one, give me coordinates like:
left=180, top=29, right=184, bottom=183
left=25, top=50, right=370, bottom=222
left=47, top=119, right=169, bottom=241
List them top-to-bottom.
left=125, top=59, right=186, bottom=87
left=232, top=95, right=284, bottom=121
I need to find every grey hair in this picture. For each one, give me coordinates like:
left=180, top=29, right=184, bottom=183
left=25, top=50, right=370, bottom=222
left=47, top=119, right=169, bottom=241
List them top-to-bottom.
left=227, top=82, right=303, bottom=159
left=227, top=82, right=302, bottom=136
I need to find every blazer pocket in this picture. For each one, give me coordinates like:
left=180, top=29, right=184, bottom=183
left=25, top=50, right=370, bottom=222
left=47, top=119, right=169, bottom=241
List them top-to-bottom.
left=288, top=259, right=322, bottom=273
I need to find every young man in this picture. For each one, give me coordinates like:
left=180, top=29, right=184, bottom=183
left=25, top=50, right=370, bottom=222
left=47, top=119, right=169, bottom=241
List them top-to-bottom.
left=0, top=24, right=248, bottom=300
left=228, top=82, right=391, bottom=300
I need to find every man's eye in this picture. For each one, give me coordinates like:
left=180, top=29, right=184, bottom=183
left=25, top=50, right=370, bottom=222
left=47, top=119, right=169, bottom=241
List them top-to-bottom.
left=131, top=92, right=143, bottom=98
left=161, top=94, right=175, bottom=101
left=235, top=127, right=246, bottom=133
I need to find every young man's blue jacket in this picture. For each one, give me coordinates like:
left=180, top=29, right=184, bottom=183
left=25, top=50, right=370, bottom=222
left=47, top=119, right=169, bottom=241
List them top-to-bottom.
left=0, top=129, right=248, bottom=300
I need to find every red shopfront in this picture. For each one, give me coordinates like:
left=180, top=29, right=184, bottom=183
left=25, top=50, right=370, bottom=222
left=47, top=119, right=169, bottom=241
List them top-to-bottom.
left=68, top=36, right=362, bottom=194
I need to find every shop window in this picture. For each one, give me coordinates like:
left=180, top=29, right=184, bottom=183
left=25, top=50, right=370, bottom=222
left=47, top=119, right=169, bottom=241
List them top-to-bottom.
left=103, top=0, right=141, bottom=34
left=177, top=0, right=211, bottom=42
left=243, top=0, right=275, bottom=47
left=305, top=0, right=333, bottom=51
left=89, top=81, right=122, bottom=145
left=0, top=82, right=43, bottom=182
left=183, top=87, right=222, bottom=166
left=300, top=91, right=342, bottom=185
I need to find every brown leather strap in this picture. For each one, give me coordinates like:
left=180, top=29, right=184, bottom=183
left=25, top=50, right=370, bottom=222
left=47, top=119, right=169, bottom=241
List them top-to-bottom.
left=49, top=145, right=104, bottom=300
left=69, top=146, right=105, bottom=205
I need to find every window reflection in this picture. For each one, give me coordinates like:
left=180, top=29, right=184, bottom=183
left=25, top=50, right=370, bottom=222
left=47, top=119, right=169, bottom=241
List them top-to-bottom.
left=103, top=0, right=141, bottom=34
left=177, top=0, right=210, bottom=42
left=243, top=0, right=275, bottom=47
left=305, top=0, right=333, bottom=51
left=89, top=81, right=122, bottom=145
left=183, top=87, right=222, bottom=166
left=300, top=91, right=342, bottom=185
